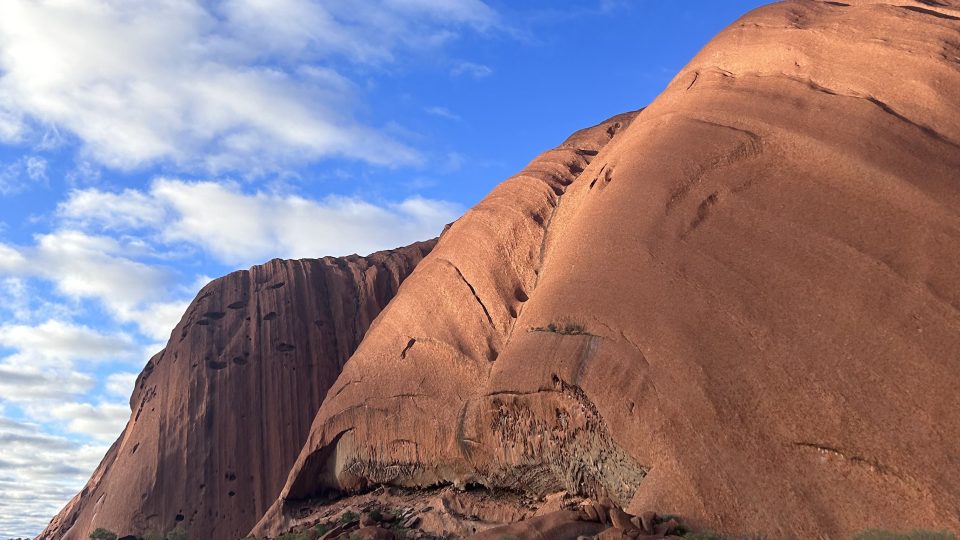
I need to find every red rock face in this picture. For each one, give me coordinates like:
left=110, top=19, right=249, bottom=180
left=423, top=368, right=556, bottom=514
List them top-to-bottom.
left=43, top=1, right=960, bottom=538
left=253, top=1, right=960, bottom=538
left=39, top=242, right=434, bottom=540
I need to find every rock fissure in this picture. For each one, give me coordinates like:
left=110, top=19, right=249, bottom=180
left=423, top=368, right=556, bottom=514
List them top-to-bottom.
left=440, top=259, right=496, bottom=329
left=793, top=442, right=903, bottom=480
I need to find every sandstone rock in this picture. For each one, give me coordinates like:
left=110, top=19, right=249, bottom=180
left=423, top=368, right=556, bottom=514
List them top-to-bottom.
left=40, top=0, right=960, bottom=538
left=251, top=1, right=960, bottom=538
left=39, top=242, right=434, bottom=540
left=534, top=490, right=570, bottom=516
left=582, top=504, right=600, bottom=523
left=608, top=507, right=634, bottom=531
left=468, top=510, right=606, bottom=540
left=637, top=512, right=656, bottom=534
left=654, top=519, right=680, bottom=537
left=337, top=526, right=394, bottom=540
left=596, top=528, right=632, bottom=540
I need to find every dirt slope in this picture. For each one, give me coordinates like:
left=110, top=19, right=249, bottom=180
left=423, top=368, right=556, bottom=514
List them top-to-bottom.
left=253, top=1, right=960, bottom=538
left=39, top=242, right=434, bottom=540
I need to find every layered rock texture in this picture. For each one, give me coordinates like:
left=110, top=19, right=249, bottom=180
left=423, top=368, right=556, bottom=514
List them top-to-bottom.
left=45, top=0, right=960, bottom=538
left=39, top=242, right=434, bottom=540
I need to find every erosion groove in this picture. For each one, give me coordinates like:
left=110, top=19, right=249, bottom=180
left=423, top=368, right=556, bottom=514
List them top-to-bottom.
left=696, top=69, right=960, bottom=149
left=665, top=118, right=763, bottom=212
left=442, top=259, right=496, bottom=329
left=793, top=442, right=903, bottom=480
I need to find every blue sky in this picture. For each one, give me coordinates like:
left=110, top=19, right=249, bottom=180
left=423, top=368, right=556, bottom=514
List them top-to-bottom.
left=0, top=1, right=770, bottom=537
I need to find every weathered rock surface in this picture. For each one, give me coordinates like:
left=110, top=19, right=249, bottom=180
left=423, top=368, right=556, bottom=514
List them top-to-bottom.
left=253, top=1, right=960, bottom=538
left=39, top=242, right=434, bottom=540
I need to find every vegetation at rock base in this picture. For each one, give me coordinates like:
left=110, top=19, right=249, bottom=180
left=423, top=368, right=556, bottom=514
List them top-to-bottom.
left=338, top=510, right=360, bottom=524
left=165, top=525, right=188, bottom=540
left=90, top=528, right=118, bottom=540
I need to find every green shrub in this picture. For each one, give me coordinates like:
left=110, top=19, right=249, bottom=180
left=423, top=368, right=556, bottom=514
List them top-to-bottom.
left=533, top=322, right=587, bottom=335
left=562, top=322, right=585, bottom=334
left=338, top=510, right=359, bottom=523
left=165, top=525, right=188, bottom=540
left=89, top=529, right=118, bottom=540
left=143, top=531, right=163, bottom=540
left=853, top=531, right=957, bottom=540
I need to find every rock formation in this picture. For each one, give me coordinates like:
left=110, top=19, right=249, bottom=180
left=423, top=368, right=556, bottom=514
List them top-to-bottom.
left=42, top=0, right=960, bottom=538
left=252, top=1, right=960, bottom=538
left=39, top=242, right=434, bottom=540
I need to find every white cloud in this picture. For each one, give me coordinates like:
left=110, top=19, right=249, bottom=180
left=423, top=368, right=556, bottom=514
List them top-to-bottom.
left=0, top=0, right=497, bottom=173
left=224, top=0, right=497, bottom=64
left=451, top=60, right=493, bottom=78
left=0, top=104, right=24, bottom=142
left=425, top=106, right=462, bottom=121
left=0, top=155, right=48, bottom=194
left=25, top=155, right=48, bottom=182
left=60, top=178, right=462, bottom=266
left=58, top=187, right=166, bottom=230
left=31, top=231, right=172, bottom=312
left=0, top=232, right=187, bottom=341
left=0, top=243, right=26, bottom=272
left=0, top=277, right=78, bottom=324
left=0, top=277, right=29, bottom=321
left=125, top=300, right=191, bottom=342
left=0, top=319, right=136, bottom=405
left=0, top=320, right=136, bottom=365
left=0, top=321, right=138, bottom=534
left=0, top=364, right=94, bottom=401
left=105, top=372, right=138, bottom=399
left=48, top=402, right=129, bottom=441
left=0, top=416, right=110, bottom=538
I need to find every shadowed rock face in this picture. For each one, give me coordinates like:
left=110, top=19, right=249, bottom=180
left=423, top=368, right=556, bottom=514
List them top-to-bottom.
left=252, top=1, right=960, bottom=538
left=39, top=242, right=434, bottom=540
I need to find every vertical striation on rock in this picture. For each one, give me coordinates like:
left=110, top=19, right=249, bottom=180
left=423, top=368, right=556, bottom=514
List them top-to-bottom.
left=39, top=241, right=434, bottom=540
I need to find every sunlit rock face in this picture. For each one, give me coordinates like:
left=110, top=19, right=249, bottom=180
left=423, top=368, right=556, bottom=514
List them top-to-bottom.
left=44, top=0, right=960, bottom=538
left=253, top=1, right=960, bottom=538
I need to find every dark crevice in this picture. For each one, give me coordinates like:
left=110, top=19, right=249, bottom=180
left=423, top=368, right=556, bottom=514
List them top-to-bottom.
left=900, top=5, right=960, bottom=20
left=716, top=70, right=959, bottom=149
left=866, top=96, right=960, bottom=148
left=683, top=192, right=720, bottom=238
left=441, top=259, right=496, bottom=328
left=400, top=338, right=416, bottom=359
left=793, top=442, right=902, bottom=479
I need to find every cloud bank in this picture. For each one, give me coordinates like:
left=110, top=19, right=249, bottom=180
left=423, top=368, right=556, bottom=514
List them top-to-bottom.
left=0, top=0, right=497, bottom=174
left=59, top=178, right=461, bottom=264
